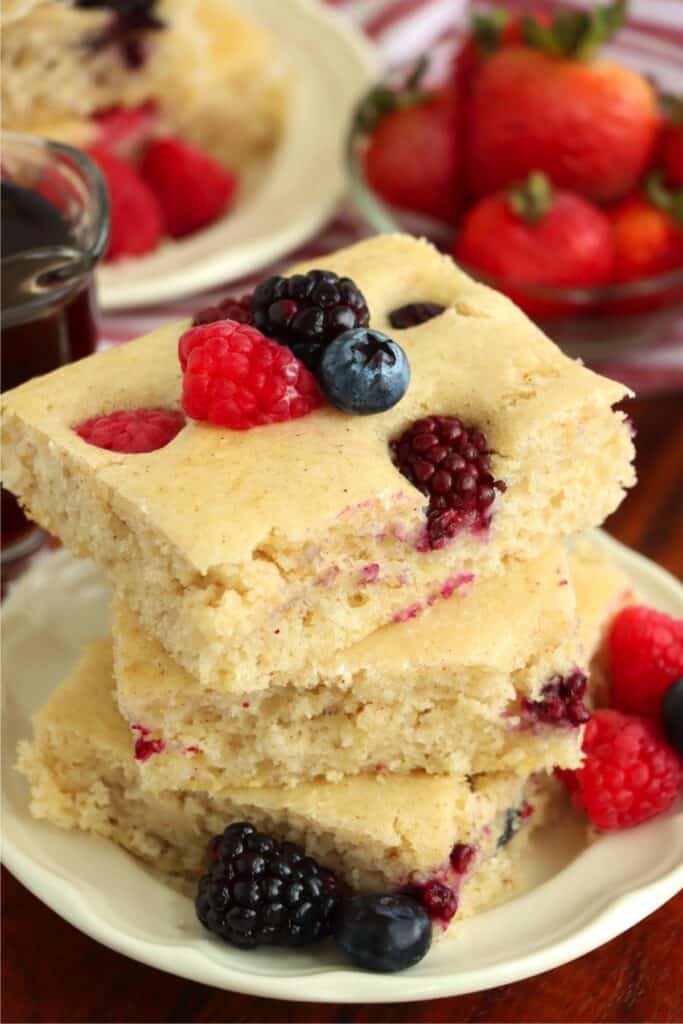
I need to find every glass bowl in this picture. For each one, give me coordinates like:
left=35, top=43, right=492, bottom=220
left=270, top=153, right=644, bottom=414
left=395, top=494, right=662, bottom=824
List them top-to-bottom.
left=346, top=23, right=683, bottom=363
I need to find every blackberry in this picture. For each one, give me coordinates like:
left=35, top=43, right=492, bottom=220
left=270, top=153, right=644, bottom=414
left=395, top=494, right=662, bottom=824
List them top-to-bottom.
left=79, top=1, right=164, bottom=68
left=250, top=270, right=369, bottom=371
left=192, top=293, right=253, bottom=327
left=388, top=302, right=445, bottom=329
left=390, top=416, right=506, bottom=549
left=522, top=671, right=589, bottom=727
left=196, top=822, right=338, bottom=949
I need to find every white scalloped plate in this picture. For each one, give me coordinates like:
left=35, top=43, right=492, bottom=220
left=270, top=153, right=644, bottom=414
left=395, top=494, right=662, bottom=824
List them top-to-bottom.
left=97, top=0, right=377, bottom=311
left=2, top=531, right=682, bottom=1003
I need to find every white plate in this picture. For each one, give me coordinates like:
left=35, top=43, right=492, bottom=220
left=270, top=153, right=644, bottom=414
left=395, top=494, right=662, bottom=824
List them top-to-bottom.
left=97, top=0, right=377, bottom=311
left=2, top=531, right=682, bottom=1003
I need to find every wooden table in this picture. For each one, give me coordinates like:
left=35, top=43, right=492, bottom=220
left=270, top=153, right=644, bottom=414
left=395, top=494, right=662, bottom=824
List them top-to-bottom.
left=3, top=394, right=682, bottom=1024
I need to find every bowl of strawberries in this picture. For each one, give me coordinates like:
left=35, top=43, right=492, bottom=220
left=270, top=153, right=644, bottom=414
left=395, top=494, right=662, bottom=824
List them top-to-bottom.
left=348, top=0, right=683, bottom=359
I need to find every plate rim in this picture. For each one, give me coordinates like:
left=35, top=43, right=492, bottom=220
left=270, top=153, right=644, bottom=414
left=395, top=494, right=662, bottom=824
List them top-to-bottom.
left=97, top=0, right=378, bottom=311
left=2, top=530, right=682, bottom=1003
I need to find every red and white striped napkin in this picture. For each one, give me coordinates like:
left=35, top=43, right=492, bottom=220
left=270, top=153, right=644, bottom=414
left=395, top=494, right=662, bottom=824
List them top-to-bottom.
left=100, top=0, right=683, bottom=395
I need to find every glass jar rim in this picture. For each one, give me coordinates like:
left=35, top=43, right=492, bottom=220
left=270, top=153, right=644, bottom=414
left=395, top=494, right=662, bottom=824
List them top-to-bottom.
left=1, top=132, right=110, bottom=324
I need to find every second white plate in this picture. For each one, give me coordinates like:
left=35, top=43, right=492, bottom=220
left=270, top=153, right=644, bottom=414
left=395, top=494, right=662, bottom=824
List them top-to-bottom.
left=97, top=0, right=377, bottom=311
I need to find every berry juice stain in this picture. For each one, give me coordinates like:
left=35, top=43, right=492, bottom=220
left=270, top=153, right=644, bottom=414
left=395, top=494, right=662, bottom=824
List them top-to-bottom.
left=1, top=182, right=98, bottom=548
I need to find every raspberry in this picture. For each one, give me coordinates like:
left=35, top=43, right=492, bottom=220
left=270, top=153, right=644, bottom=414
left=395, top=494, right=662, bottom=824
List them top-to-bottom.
left=140, top=137, right=238, bottom=238
left=88, top=145, right=163, bottom=261
left=250, top=270, right=369, bottom=371
left=192, top=294, right=253, bottom=328
left=388, top=303, right=445, bottom=329
left=179, top=321, right=322, bottom=430
left=74, top=408, right=185, bottom=453
left=390, top=416, right=506, bottom=549
left=609, top=606, right=683, bottom=717
left=521, top=671, right=590, bottom=727
left=559, top=709, right=683, bottom=830
left=131, top=724, right=165, bottom=762
left=196, top=822, right=338, bottom=949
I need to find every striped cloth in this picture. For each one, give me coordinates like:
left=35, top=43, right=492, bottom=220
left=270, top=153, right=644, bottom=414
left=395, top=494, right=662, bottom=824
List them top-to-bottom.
left=100, top=0, right=683, bottom=394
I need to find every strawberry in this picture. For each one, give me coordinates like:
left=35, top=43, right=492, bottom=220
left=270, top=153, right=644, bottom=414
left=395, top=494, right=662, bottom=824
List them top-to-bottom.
left=466, top=1, right=661, bottom=202
left=454, top=9, right=549, bottom=100
left=454, top=9, right=511, bottom=100
left=358, top=61, right=461, bottom=222
left=659, top=95, right=683, bottom=188
left=661, top=123, right=683, bottom=188
left=140, top=136, right=238, bottom=239
left=88, top=145, right=164, bottom=262
left=454, top=172, right=613, bottom=317
left=608, top=172, right=683, bottom=284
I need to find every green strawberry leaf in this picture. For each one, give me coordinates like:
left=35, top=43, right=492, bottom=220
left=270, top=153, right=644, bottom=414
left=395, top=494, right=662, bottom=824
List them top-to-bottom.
left=522, top=0, right=627, bottom=60
left=470, top=9, right=509, bottom=54
left=521, top=17, right=564, bottom=57
left=405, top=54, right=429, bottom=91
left=353, top=57, right=431, bottom=135
left=660, top=91, right=683, bottom=125
left=646, top=170, right=683, bottom=225
left=508, top=171, right=555, bottom=226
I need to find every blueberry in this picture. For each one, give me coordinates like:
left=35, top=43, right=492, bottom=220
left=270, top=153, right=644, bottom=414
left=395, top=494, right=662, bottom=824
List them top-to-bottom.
left=318, top=328, right=410, bottom=415
left=662, top=677, right=683, bottom=755
left=498, top=807, right=521, bottom=848
left=333, top=893, right=431, bottom=972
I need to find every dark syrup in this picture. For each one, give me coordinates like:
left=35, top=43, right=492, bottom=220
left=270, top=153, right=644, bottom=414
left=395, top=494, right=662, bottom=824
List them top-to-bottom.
left=1, top=182, right=98, bottom=549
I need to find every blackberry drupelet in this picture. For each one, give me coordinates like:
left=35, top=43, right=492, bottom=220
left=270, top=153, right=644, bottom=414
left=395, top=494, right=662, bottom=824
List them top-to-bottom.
left=250, top=270, right=369, bottom=371
left=388, top=302, right=445, bottom=329
left=390, top=416, right=506, bottom=549
left=196, top=822, right=338, bottom=949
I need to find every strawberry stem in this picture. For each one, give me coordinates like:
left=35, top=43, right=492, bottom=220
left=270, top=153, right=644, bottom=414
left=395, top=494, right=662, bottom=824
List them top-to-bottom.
left=522, top=0, right=626, bottom=60
left=470, top=9, right=509, bottom=55
left=354, top=57, right=431, bottom=135
left=659, top=91, right=683, bottom=126
left=646, top=170, right=683, bottom=225
left=508, top=172, right=554, bottom=226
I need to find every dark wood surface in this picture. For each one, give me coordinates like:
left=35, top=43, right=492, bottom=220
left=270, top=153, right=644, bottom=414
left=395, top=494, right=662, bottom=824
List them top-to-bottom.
left=3, top=393, right=682, bottom=1024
